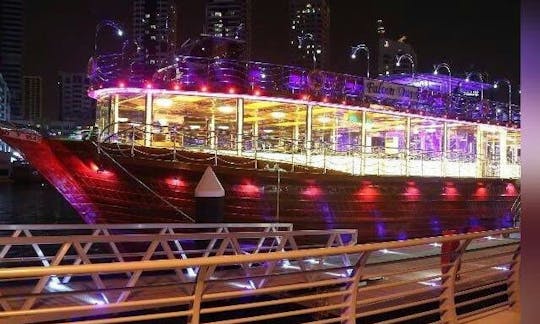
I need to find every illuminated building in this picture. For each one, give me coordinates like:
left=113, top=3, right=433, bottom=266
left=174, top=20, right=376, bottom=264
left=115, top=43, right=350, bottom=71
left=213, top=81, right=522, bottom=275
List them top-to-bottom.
left=0, top=0, right=23, bottom=119
left=132, top=0, right=178, bottom=75
left=205, top=0, right=251, bottom=58
left=289, top=0, right=330, bottom=69
left=58, top=72, right=96, bottom=125
left=23, top=76, right=42, bottom=122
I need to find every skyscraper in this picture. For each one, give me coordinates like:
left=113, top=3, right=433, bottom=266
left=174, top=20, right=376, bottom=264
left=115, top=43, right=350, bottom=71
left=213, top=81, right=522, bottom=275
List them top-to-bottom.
left=0, top=0, right=23, bottom=120
left=132, top=0, right=178, bottom=74
left=205, top=0, right=252, bottom=57
left=289, top=0, right=330, bottom=70
left=376, top=19, right=417, bottom=76
left=58, top=72, right=96, bottom=125
left=0, top=74, right=10, bottom=121
left=23, top=76, right=43, bottom=122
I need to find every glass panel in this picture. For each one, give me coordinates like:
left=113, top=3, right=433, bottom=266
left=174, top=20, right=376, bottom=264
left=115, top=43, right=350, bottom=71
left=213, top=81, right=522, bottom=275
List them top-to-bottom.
left=116, top=93, right=145, bottom=143
left=95, top=95, right=110, bottom=136
left=152, top=95, right=237, bottom=150
left=243, top=100, right=305, bottom=153
left=312, top=106, right=362, bottom=153
left=365, top=112, right=407, bottom=156
left=410, top=118, right=444, bottom=159
left=446, top=123, right=477, bottom=162
left=506, top=130, right=520, bottom=164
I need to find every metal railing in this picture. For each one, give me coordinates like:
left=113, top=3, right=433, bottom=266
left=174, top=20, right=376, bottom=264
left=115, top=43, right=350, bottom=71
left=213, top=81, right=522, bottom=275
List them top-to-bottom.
left=96, top=121, right=521, bottom=179
left=0, top=225, right=519, bottom=324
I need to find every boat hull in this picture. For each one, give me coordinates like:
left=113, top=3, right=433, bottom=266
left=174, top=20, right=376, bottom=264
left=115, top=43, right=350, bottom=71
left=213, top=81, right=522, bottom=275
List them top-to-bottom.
left=0, top=132, right=519, bottom=242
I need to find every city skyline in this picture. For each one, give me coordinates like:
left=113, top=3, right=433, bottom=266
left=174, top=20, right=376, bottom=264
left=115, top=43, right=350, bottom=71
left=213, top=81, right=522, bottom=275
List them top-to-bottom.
left=20, top=0, right=519, bottom=121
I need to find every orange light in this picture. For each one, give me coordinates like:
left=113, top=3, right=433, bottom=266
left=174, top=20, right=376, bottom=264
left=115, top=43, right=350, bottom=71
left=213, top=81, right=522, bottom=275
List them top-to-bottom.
left=254, top=89, right=261, bottom=96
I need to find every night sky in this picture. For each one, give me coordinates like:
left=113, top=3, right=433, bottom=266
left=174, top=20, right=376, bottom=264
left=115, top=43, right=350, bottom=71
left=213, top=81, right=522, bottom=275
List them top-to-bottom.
left=24, top=0, right=519, bottom=120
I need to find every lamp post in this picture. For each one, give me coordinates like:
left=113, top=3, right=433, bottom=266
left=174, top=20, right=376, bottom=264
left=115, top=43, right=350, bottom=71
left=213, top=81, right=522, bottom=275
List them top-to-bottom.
left=298, top=33, right=319, bottom=70
left=351, top=44, right=370, bottom=78
left=395, top=54, right=415, bottom=77
left=433, top=63, right=452, bottom=96
left=465, top=71, right=486, bottom=101
left=493, top=79, right=512, bottom=123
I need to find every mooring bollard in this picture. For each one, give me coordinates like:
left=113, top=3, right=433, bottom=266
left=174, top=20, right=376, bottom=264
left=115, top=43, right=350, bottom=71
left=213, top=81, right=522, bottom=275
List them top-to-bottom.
left=194, top=166, right=225, bottom=223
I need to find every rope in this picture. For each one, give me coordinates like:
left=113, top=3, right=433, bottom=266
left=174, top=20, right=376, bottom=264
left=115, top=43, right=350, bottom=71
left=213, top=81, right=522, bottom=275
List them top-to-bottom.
left=93, top=142, right=196, bottom=223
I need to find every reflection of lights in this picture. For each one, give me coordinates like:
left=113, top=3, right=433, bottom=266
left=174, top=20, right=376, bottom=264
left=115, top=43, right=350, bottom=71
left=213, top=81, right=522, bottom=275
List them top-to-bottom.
left=155, top=98, right=173, bottom=107
left=217, top=105, right=235, bottom=114
left=271, top=111, right=286, bottom=119
left=118, top=117, right=129, bottom=122
left=157, top=119, right=168, bottom=126
left=189, top=125, right=201, bottom=130
left=217, top=125, right=230, bottom=130
left=263, top=129, right=274, bottom=133
left=430, top=243, right=442, bottom=247
left=492, top=266, right=509, bottom=271
left=418, top=277, right=441, bottom=287
left=48, top=278, right=107, bottom=305
left=228, top=280, right=256, bottom=290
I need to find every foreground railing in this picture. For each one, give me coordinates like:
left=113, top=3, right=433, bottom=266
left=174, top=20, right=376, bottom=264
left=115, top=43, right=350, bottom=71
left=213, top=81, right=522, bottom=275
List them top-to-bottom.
left=0, top=226, right=519, bottom=324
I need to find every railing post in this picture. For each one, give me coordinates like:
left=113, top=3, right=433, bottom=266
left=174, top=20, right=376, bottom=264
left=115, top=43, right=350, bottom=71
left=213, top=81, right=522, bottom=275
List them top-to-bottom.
left=131, top=125, right=135, bottom=157
left=172, top=127, right=177, bottom=161
left=323, top=144, right=327, bottom=174
left=439, top=238, right=472, bottom=324
left=507, top=245, right=521, bottom=312
left=342, top=251, right=371, bottom=323
left=190, top=265, right=209, bottom=324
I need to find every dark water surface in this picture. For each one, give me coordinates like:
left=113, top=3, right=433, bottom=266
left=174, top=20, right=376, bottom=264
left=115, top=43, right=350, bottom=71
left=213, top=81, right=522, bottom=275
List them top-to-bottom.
left=0, top=180, right=82, bottom=224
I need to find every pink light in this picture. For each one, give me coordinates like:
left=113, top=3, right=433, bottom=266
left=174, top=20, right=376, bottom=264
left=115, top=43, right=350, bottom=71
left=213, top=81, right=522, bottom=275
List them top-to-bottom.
left=118, top=81, right=125, bottom=88
left=145, top=82, right=153, bottom=89
left=173, top=84, right=181, bottom=90
left=201, top=85, right=208, bottom=92
left=228, top=87, right=236, bottom=94
left=254, top=89, right=261, bottom=96
left=301, top=94, right=309, bottom=101
left=322, top=97, right=329, bottom=103
left=341, top=100, right=347, bottom=105
left=166, top=176, right=185, bottom=187
left=355, top=181, right=380, bottom=202
left=402, top=181, right=421, bottom=201
left=442, top=182, right=460, bottom=201
left=239, top=183, right=260, bottom=195
left=504, top=183, right=518, bottom=196
left=302, top=185, right=322, bottom=197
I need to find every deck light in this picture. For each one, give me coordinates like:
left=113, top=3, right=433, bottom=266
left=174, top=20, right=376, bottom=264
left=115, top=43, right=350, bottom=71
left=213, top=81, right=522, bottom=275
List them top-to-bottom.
left=118, top=81, right=125, bottom=88
left=145, top=82, right=153, bottom=89
left=173, top=83, right=180, bottom=90
left=201, top=85, right=208, bottom=92
left=228, top=87, right=236, bottom=94
left=254, top=89, right=261, bottom=96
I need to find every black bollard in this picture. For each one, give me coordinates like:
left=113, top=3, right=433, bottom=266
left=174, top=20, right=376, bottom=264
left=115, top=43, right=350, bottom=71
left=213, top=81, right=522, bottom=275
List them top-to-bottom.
left=194, top=166, right=225, bottom=223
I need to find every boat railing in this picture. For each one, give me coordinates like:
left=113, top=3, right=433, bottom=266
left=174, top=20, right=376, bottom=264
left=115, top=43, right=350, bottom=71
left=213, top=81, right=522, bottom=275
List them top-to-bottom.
left=89, top=54, right=520, bottom=126
left=96, top=121, right=520, bottom=179
left=0, top=226, right=520, bottom=323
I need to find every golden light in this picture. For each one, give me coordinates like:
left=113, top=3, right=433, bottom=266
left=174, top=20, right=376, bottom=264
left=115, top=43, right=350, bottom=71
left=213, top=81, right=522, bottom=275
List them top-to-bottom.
left=155, top=98, right=173, bottom=107
left=217, top=105, right=235, bottom=114
left=271, top=111, right=286, bottom=119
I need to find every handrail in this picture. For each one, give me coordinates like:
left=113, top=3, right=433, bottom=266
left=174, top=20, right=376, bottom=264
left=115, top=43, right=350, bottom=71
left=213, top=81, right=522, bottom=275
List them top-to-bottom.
left=0, top=227, right=520, bottom=323
left=0, top=227, right=517, bottom=277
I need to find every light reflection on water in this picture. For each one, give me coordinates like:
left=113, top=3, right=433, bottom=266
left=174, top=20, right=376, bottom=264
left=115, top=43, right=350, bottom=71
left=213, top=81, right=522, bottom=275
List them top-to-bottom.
left=0, top=180, right=82, bottom=224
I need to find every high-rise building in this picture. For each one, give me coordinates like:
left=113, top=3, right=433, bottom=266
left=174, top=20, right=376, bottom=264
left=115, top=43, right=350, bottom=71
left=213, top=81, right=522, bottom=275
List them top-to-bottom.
left=0, top=0, right=23, bottom=120
left=132, top=0, right=178, bottom=74
left=205, top=0, right=252, bottom=57
left=289, top=0, right=330, bottom=70
left=376, top=19, right=417, bottom=76
left=58, top=72, right=96, bottom=125
left=0, top=73, right=10, bottom=121
left=23, top=76, right=43, bottom=122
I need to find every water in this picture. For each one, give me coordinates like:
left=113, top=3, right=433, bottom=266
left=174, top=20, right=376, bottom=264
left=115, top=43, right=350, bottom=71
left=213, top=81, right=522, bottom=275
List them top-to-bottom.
left=0, top=180, right=82, bottom=224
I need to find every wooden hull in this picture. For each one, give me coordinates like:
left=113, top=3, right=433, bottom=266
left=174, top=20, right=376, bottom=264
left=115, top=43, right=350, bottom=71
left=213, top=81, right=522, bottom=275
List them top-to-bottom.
left=1, top=134, right=519, bottom=243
